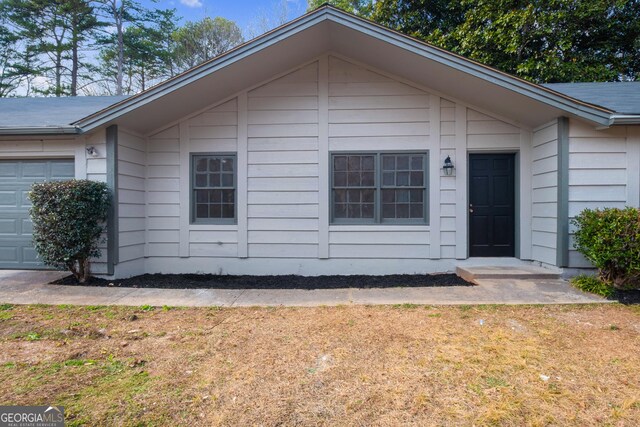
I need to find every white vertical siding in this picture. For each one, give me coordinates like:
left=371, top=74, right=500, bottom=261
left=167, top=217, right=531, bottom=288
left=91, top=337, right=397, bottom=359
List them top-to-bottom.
left=101, top=53, right=580, bottom=277
left=136, top=55, right=533, bottom=273
left=328, top=56, right=431, bottom=259
left=328, top=57, right=430, bottom=151
left=248, top=62, right=319, bottom=258
left=147, top=99, right=240, bottom=259
left=188, top=99, right=239, bottom=258
left=188, top=99, right=238, bottom=152
left=440, top=99, right=456, bottom=259
left=442, top=107, right=523, bottom=261
left=467, top=109, right=521, bottom=150
left=531, top=120, right=558, bottom=265
left=567, top=120, right=628, bottom=268
left=146, top=125, right=180, bottom=257
left=627, top=127, right=640, bottom=207
left=117, top=129, right=146, bottom=263
left=519, top=129, right=533, bottom=261
left=83, top=131, right=108, bottom=273
left=85, top=131, right=107, bottom=183
left=85, top=131, right=108, bottom=273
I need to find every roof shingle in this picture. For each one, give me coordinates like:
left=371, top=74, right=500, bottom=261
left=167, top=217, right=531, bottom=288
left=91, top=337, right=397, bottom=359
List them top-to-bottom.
left=544, top=82, right=640, bottom=114
left=0, top=96, right=128, bottom=128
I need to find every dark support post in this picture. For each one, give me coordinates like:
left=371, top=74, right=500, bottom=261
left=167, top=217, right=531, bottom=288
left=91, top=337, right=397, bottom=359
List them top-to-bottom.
left=556, top=117, right=569, bottom=267
left=106, top=125, right=119, bottom=275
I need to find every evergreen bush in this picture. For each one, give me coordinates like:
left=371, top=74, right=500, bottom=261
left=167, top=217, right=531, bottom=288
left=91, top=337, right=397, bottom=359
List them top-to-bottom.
left=29, top=180, right=110, bottom=283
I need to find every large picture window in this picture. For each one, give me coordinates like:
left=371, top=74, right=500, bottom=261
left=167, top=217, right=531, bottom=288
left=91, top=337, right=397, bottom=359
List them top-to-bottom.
left=331, top=152, right=428, bottom=224
left=191, top=154, right=236, bottom=224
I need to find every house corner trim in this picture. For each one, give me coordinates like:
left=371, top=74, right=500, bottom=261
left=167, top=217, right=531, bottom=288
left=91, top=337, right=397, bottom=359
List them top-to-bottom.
left=556, top=116, right=569, bottom=267
left=106, top=124, right=119, bottom=274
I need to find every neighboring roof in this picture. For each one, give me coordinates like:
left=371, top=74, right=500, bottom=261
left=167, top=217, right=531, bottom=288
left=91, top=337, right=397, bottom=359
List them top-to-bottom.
left=545, top=82, right=640, bottom=114
left=0, top=96, right=128, bottom=135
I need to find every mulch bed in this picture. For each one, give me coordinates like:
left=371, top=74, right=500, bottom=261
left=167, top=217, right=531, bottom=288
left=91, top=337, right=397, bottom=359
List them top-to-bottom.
left=51, top=273, right=474, bottom=290
left=611, top=289, right=640, bottom=305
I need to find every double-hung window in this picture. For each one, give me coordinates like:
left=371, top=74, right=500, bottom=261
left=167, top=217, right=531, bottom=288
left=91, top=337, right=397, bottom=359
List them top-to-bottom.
left=331, top=152, right=428, bottom=224
left=191, top=154, right=236, bottom=224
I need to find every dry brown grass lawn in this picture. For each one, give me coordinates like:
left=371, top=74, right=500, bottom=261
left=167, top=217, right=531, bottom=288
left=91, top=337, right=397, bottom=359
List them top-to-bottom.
left=0, top=303, right=639, bottom=426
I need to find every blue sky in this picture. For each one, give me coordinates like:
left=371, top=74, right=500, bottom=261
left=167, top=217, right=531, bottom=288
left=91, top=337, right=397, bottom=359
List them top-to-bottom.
left=146, top=0, right=309, bottom=38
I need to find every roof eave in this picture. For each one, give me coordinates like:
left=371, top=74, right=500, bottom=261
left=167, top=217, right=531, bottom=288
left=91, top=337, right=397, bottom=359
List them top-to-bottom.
left=73, top=5, right=615, bottom=131
left=323, top=9, right=614, bottom=126
left=74, top=10, right=332, bottom=132
left=0, top=126, right=81, bottom=136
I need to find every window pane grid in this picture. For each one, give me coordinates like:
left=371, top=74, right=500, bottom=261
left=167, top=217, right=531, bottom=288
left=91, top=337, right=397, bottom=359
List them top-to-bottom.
left=332, top=152, right=427, bottom=224
left=333, top=154, right=376, bottom=219
left=333, top=154, right=375, bottom=189
left=380, top=154, right=426, bottom=221
left=192, top=155, right=236, bottom=223
left=334, top=188, right=375, bottom=219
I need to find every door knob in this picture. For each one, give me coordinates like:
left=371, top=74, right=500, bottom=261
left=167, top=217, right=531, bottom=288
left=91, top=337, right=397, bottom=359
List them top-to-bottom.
left=469, top=208, right=474, bottom=213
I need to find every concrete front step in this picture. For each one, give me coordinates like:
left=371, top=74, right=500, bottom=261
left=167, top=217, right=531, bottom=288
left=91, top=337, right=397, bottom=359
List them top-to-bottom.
left=456, top=265, right=561, bottom=284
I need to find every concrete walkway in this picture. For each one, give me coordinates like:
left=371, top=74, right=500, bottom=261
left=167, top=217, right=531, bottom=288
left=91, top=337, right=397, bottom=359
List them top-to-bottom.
left=0, top=270, right=608, bottom=307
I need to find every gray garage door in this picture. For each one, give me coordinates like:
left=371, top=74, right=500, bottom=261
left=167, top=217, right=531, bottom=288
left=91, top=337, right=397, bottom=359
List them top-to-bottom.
left=0, top=159, right=75, bottom=269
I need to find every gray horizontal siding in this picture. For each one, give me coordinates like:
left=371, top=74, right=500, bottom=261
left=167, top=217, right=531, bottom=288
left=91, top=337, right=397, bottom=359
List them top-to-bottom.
left=327, top=56, right=431, bottom=259
left=247, top=61, right=319, bottom=258
left=567, top=119, right=629, bottom=268
left=531, top=120, right=558, bottom=265
left=118, top=129, right=146, bottom=263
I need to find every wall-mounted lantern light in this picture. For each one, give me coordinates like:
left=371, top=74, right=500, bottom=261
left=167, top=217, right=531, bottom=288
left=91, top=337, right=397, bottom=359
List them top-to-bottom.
left=86, top=146, right=98, bottom=157
left=443, top=155, right=454, bottom=176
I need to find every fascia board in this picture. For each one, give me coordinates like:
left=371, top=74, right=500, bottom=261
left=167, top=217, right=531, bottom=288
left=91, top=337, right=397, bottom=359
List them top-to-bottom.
left=0, top=126, right=80, bottom=136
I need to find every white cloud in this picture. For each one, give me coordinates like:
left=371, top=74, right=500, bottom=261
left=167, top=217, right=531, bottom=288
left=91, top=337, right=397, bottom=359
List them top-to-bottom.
left=180, top=0, right=203, bottom=7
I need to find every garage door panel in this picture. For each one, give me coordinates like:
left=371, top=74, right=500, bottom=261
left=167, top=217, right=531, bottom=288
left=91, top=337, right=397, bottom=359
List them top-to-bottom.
left=0, top=159, right=74, bottom=269
left=0, top=162, right=18, bottom=178
left=22, top=162, right=47, bottom=178
left=51, top=162, right=75, bottom=178
left=0, top=187, right=33, bottom=209
left=20, top=190, right=32, bottom=207
left=0, top=191, right=18, bottom=206
left=0, top=214, right=30, bottom=234
left=0, top=219, right=17, bottom=234
left=22, top=219, right=33, bottom=235
left=0, top=239, right=45, bottom=265
left=0, top=246, right=18, bottom=263
left=22, top=246, right=41, bottom=264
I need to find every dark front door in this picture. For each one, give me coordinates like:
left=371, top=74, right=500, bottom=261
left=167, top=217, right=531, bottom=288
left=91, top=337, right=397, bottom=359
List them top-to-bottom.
left=468, top=153, right=515, bottom=257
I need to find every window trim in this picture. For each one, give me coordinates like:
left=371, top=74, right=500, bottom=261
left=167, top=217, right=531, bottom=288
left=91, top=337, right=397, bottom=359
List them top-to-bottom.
left=330, top=151, right=429, bottom=225
left=190, top=152, right=237, bottom=225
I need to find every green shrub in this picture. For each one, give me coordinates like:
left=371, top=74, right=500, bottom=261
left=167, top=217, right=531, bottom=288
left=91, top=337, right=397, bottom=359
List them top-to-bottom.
left=29, top=180, right=110, bottom=283
left=571, top=207, right=640, bottom=289
left=570, top=275, right=615, bottom=298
